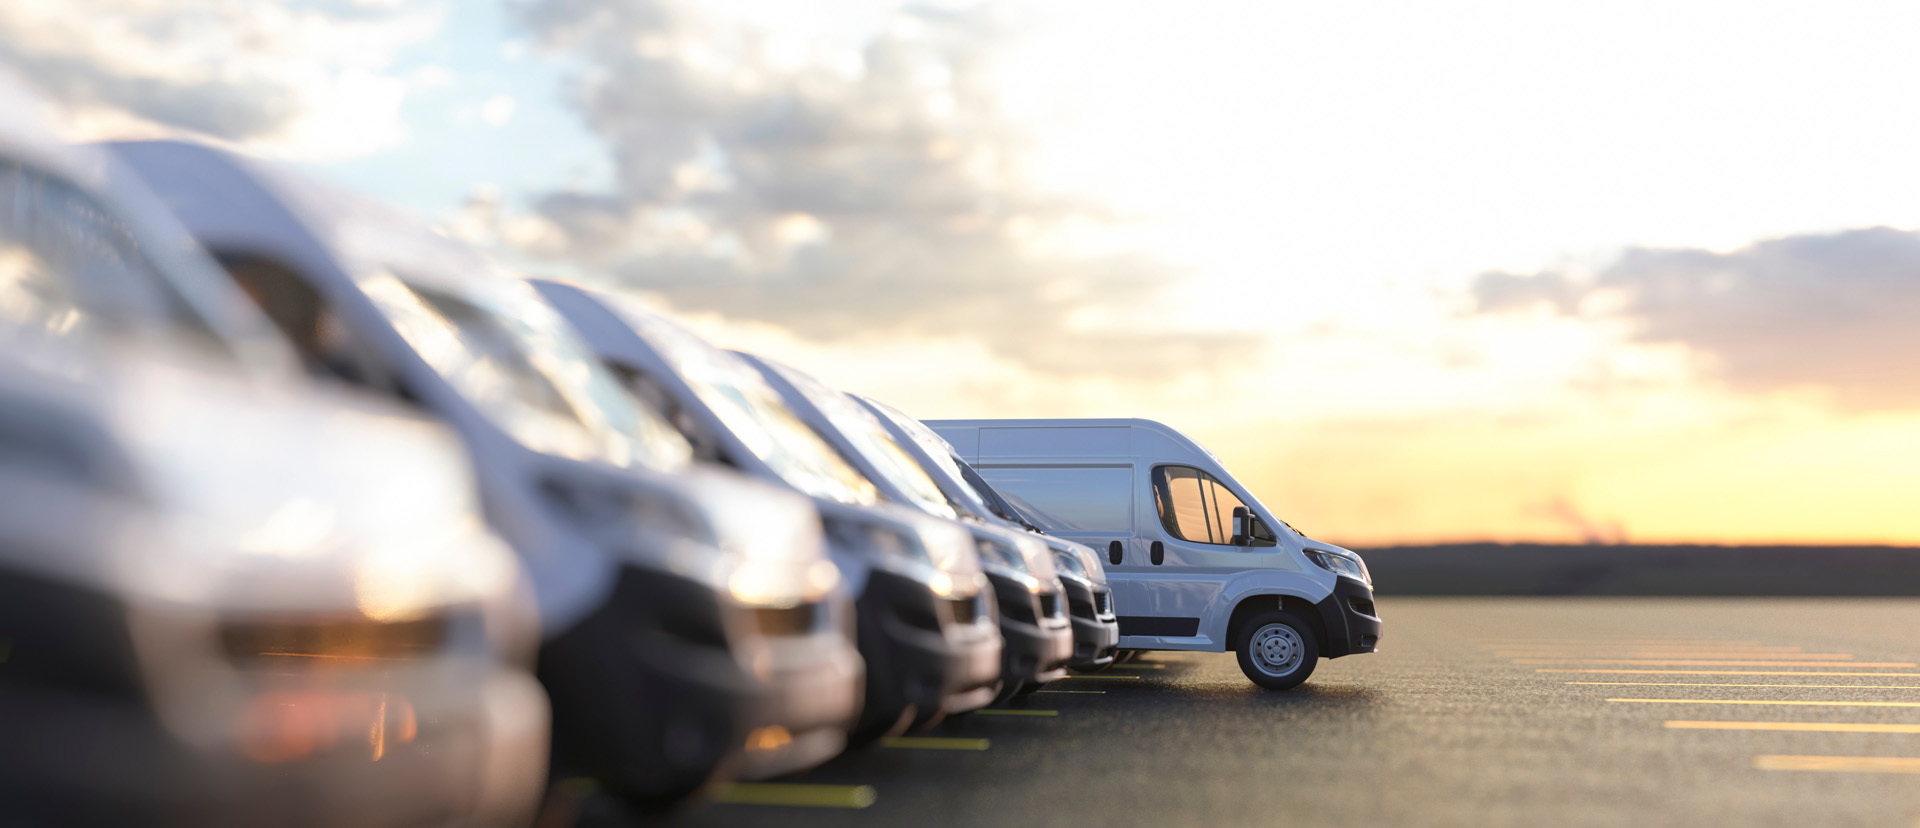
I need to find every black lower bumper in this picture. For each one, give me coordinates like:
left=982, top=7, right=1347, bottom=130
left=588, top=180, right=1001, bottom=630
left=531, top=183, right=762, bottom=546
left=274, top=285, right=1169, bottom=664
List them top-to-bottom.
left=537, top=566, right=745, bottom=804
left=852, top=569, right=983, bottom=736
left=986, top=572, right=1072, bottom=683
left=1312, top=578, right=1382, bottom=658
left=1061, top=579, right=1119, bottom=668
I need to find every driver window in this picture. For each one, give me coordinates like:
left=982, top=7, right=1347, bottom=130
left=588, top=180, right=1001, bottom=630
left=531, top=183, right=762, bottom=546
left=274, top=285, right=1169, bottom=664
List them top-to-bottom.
left=216, top=254, right=385, bottom=390
left=607, top=362, right=723, bottom=464
left=1152, top=465, right=1272, bottom=547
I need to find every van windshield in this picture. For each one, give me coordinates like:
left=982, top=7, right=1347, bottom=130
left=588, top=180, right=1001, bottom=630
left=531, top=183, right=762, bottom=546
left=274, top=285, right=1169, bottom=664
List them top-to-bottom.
left=0, top=159, right=246, bottom=361
left=363, top=273, right=691, bottom=471
left=632, top=312, right=878, bottom=505
left=772, top=365, right=959, bottom=520
left=866, top=404, right=1003, bottom=521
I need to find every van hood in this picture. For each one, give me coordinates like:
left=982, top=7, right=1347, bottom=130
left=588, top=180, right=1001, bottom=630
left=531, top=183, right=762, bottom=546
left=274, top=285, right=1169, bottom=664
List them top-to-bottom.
left=0, top=348, right=519, bottom=619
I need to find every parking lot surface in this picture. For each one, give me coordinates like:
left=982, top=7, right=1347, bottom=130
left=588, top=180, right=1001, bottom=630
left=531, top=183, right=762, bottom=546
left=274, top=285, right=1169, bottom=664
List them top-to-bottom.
left=587, top=598, right=1920, bottom=827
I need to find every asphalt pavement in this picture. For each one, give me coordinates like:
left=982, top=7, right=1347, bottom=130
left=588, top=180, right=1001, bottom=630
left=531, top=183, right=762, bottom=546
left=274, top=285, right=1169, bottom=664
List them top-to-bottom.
left=579, top=598, right=1920, bottom=827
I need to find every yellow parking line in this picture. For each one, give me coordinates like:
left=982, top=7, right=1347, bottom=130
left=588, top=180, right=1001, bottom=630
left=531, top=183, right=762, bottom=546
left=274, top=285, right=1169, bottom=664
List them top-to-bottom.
left=1483, top=639, right=1763, bottom=645
left=1501, top=652, right=1841, bottom=659
left=1517, top=660, right=1916, bottom=667
left=1108, top=664, right=1167, bottom=670
left=1541, top=670, right=1920, bottom=677
left=1064, top=674, right=1141, bottom=680
left=1574, top=682, right=1920, bottom=690
left=1033, top=690, right=1106, bottom=694
left=1609, top=698, right=1920, bottom=708
left=974, top=709, right=1059, bottom=717
left=1668, top=721, right=1920, bottom=734
left=880, top=736, right=990, bottom=751
left=1754, top=755, right=1920, bottom=774
left=711, top=783, right=878, bottom=809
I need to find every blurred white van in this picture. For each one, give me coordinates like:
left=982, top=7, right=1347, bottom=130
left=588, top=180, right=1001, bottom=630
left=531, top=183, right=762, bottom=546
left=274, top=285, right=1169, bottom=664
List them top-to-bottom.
left=0, top=75, right=547, bottom=826
left=110, top=140, right=862, bottom=804
left=531, top=279, right=1002, bottom=737
left=737, top=355, right=1075, bottom=699
left=858, top=397, right=1120, bottom=671
left=929, top=419, right=1381, bottom=689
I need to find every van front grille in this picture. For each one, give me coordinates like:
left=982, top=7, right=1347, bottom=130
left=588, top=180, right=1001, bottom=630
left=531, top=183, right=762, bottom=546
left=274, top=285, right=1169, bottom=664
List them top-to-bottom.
left=1093, top=590, right=1112, bottom=616
left=1038, top=592, right=1061, bottom=619
left=947, top=596, right=978, bottom=625
left=1348, top=596, right=1377, bottom=617
left=751, top=604, right=819, bottom=637
left=221, top=614, right=449, bottom=667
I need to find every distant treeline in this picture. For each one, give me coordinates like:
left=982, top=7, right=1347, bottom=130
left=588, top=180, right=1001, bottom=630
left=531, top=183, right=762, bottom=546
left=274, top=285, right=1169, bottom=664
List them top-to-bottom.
left=1349, top=543, right=1920, bottom=596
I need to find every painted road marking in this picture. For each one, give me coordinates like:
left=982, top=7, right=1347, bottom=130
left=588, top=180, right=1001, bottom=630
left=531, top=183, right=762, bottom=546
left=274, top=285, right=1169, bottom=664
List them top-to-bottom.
left=1474, top=641, right=1758, bottom=649
left=1504, top=654, right=1844, bottom=660
left=1517, top=660, right=1916, bottom=667
left=1108, top=663, right=1167, bottom=670
left=1541, top=669, right=1920, bottom=677
left=1063, top=674, right=1141, bottom=680
left=1575, top=682, right=1920, bottom=690
left=1033, top=690, right=1106, bottom=694
left=1609, top=698, right=1920, bottom=708
left=974, top=709, right=1059, bottom=717
left=1668, top=721, right=1920, bottom=734
left=881, top=736, right=991, bottom=750
left=1754, top=755, right=1920, bottom=774
left=711, top=783, right=877, bottom=809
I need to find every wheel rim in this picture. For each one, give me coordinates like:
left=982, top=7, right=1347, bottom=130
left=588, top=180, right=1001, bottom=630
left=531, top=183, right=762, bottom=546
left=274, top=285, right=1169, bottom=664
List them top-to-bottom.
left=1248, top=623, right=1305, bottom=677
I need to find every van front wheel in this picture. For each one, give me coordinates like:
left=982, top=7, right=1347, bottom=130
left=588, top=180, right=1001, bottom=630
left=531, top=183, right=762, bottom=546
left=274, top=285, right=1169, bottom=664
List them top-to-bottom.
left=1235, top=610, right=1318, bottom=690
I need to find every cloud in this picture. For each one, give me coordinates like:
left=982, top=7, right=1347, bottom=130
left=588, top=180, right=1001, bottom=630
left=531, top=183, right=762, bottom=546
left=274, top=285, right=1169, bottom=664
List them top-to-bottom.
left=0, top=0, right=441, bottom=159
left=503, top=0, right=1259, bottom=377
left=1472, top=227, right=1920, bottom=409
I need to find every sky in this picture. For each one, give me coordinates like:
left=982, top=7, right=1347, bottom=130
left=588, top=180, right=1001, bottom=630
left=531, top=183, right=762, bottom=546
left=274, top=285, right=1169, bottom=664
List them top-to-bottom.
left=11, top=0, right=1920, bottom=546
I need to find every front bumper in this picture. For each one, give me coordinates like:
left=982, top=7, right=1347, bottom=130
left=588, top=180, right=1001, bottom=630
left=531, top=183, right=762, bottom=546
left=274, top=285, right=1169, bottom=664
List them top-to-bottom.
left=537, top=565, right=746, bottom=803
left=853, top=569, right=996, bottom=734
left=985, top=572, right=1073, bottom=684
left=1312, top=577, right=1382, bottom=658
left=1061, top=579, right=1120, bottom=669
left=935, top=588, right=1003, bottom=715
left=732, top=613, right=864, bottom=780
left=0, top=663, right=547, bottom=828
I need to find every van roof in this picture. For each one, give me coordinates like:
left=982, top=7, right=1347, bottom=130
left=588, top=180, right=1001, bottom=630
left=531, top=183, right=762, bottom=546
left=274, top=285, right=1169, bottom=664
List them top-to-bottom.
left=0, top=72, right=87, bottom=180
left=106, top=139, right=498, bottom=297
left=924, top=417, right=1220, bottom=463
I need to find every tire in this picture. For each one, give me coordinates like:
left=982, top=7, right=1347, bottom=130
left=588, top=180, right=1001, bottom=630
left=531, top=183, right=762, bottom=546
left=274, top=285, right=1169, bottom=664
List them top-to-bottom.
left=1234, top=610, right=1319, bottom=690
left=990, top=679, right=1024, bottom=705
left=846, top=702, right=915, bottom=747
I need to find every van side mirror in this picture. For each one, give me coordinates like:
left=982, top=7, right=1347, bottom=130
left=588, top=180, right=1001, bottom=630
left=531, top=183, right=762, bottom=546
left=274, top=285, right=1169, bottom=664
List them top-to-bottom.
left=1231, top=506, right=1250, bottom=547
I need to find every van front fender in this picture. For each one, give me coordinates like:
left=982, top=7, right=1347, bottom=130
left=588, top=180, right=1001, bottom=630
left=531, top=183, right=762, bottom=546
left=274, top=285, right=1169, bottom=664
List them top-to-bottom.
left=1200, top=570, right=1336, bottom=650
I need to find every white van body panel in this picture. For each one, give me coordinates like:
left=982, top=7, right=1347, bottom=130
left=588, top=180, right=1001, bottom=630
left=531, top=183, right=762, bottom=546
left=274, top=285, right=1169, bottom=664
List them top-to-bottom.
left=112, top=140, right=828, bottom=636
left=931, top=418, right=1343, bottom=652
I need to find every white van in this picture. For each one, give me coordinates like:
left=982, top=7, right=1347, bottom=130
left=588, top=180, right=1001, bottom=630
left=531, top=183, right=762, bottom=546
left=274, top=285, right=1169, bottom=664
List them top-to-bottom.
left=0, top=77, right=546, bottom=826
left=111, top=140, right=863, bottom=803
left=530, top=278, right=1001, bottom=738
left=736, top=355, right=1077, bottom=698
left=857, top=397, right=1121, bottom=671
left=928, top=419, right=1381, bottom=689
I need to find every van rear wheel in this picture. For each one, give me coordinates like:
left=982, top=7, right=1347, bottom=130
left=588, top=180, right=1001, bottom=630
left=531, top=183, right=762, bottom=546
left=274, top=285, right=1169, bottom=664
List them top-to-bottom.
left=1234, top=610, right=1318, bottom=690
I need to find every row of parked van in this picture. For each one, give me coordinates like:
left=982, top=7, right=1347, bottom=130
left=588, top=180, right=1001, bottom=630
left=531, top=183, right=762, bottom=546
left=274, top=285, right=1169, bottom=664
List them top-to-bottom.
left=0, top=71, right=1380, bottom=826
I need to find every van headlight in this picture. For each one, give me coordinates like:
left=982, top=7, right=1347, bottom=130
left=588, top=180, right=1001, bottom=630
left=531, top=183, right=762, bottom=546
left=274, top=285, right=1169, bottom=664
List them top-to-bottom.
left=824, top=516, right=931, bottom=568
left=979, top=538, right=1048, bottom=594
left=1304, top=548, right=1371, bottom=585
left=1052, top=549, right=1089, bottom=581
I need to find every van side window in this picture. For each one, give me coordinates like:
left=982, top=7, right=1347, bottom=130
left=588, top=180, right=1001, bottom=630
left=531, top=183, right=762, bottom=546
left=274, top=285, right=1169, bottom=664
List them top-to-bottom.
left=216, top=254, right=384, bottom=389
left=609, top=362, right=724, bottom=464
left=1152, top=465, right=1274, bottom=547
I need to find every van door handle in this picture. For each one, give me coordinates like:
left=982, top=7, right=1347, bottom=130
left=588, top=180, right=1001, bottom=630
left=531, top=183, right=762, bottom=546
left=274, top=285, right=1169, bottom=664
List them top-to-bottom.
left=1108, top=540, right=1123, bottom=566
left=1150, top=541, right=1164, bottom=566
